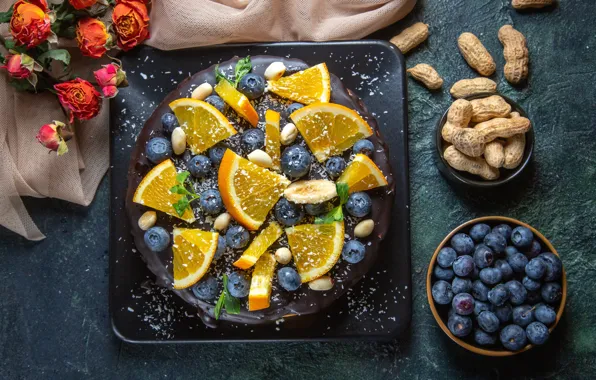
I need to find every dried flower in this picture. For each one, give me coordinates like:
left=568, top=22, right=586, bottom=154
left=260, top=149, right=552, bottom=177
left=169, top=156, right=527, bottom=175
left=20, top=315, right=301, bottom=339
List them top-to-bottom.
left=93, top=63, right=127, bottom=98
left=54, top=78, right=101, bottom=123
left=36, top=121, right=70, bottom=155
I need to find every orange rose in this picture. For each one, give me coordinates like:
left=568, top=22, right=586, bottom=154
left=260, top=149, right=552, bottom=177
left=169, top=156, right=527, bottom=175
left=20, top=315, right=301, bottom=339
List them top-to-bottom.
left=10, top=0, right=52, bottom=48
left=69, top=0, right=97, bottom=10
left=112, top=0, right=150, bottom=51
left=76, top=18, right=110, bottom=58
left=54, top=79, right=101, bottom=123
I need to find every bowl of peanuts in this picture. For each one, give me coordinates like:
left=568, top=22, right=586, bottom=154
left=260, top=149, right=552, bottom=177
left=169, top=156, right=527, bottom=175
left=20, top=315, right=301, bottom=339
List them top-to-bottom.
left=435, top=92, right=534, bottom=187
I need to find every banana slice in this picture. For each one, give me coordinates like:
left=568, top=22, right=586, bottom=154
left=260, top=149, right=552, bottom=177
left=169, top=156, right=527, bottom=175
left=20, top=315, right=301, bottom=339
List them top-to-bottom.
left=283, top=180, right=337, bottom=204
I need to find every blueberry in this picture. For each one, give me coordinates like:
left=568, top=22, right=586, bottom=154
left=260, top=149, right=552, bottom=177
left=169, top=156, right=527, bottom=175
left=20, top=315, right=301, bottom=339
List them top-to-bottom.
left=237, top=73, right=265, bottom=100
left=204, top=95, right=226, bottom=113
left=284, top=102, right=304, bottom=122
left=161, top=112, right=179, bottom=134
left=241, top=129, right=265, bottom=152
left=145, top=137, right=173, bottom=164
left=353, top=139, right=375, bottom=156
left=208, top=144, right=227, bottom=165
left=281, top=145, right=311, bottom=178
left=187, top=155, right=212, bottom=178
left=325, top=156, right=346, bottom=178
left=199, top=189, right=223, bottom=215
left=345, top=192, right=372, bottom=218
left=274, top=198, right=304, bottom=226
left=304, top=202, right=333, bottom=216
left=470, top=223, right=491, bottom=242
left=492, top=224, right=512, bottom=241
left=225, top=225, right=250, bottom=249
left=144, top=226, right=170, bottom=252
left=511, top=226, right=534, bottom=249
left=484, top=232, right=507, bottom=254
left=450, top=233, right=474, bottom=255
left=214, top=235, right=226, bottom=260
left=342, top=240, right=366, bottom=264
left=527, top=240, right=542, bottom=259
left=473, top=244, right=494, bottom=269
left=505, top=246, right=519, bottom=259
left=437, top=247, right=457, bottom=268
left=507, top=252, right=529, bottom=273
left=538, top=252, right=563, bottom=281
left=453, top=255, right=475, bottom=277
left=525, top=257, right=547, bottom=280
left=494, top=259, right=514, bottom=281
left=434, top=266, right=454, bottom=281
left=277, top=267, right=302, bottom=291
left=479, top=267, right=502, bottom=285
left=227, top=272, right=249, bottom=298
left=191, top=275, right=219, bottom=301
left=522, top=276, right=541, bottom=292
left=452, top=277, right=472, bottom=294
left=431, top=280, right=454, bottom=305
left=472, top=280, right=490, bottom=301
left=506, top=280, right=528, bottom=305
left=541, top=282, right=562, bottom=304
left=488, top=284, right=510, bottom=306
left=526, top=290, right=542, bottom=305
left=452, top=293, right=475, bottom=315
left=474, top=300, right=491, bottom=316
left=493, top=304, right=513, bottom=324
left=535, top=304, right=557, bottom=326
left=512, top=305, right=535, bottom=327
left=478, top=311, right=500, bottom=333
left=448, top=314, right=472, bottom=337
left=526, top=321, right=549, bottom=345
left=500, top=324, right=527, bottom=351
left=474, top=329, right=497, bottom=346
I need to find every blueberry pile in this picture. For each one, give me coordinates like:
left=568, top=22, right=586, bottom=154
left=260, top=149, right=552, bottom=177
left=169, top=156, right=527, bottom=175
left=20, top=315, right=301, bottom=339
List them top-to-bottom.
left=431, top=222, right=563, bottom=351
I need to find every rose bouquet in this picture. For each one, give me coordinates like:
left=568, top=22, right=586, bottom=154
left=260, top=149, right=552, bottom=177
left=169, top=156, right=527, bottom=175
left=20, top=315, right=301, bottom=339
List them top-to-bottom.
left=0, top=0, right=150, bottom=155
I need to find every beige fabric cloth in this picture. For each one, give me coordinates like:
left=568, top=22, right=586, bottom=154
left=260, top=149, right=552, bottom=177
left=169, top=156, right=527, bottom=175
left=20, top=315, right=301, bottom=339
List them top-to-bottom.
left=1, top=0, right=415, bottom=240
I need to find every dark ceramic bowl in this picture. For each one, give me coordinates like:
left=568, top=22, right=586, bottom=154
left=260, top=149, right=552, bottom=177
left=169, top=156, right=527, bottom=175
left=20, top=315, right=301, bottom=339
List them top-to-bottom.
left=435, top=94, right=534, bottom=187
left=426, top=216, right=567, bottom=357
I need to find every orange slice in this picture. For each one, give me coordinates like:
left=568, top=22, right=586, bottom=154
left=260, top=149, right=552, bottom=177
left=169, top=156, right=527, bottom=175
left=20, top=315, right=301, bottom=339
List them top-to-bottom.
left=267, top=63, right=331, bottom=104
left=214, top=80, right=259, bottom=127
left=169, top=98, right=237, bottom=154
left=290, top=103, right=373, bottom=162
left=265, top=110, right=281, bottom=171
left=219, top=149, right=291, bottom=230
left=337, top=154, right=388, bottom=193
left=132, top=159, right=196, bottom=223
left=285, top=221, right=344, bottom=283
left=234, top=222, right=283, bottom=269
left=172, top=228, right=219, bottom=289
left=248, top=253, right=277, bottom=311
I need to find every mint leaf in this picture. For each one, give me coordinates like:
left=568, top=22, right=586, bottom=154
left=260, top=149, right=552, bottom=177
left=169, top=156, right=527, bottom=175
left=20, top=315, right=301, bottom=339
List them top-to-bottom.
left=0, top=5, right=13, bottom=24
left=233, top=56, right=251, bottom=87
left=215, top=65, right=233, bottom=85
left=176, top=171, right=190, bottom=184
left=315, top=182, right=351, bottom=224
left=336, top=182, right=349, bottom=204
left=170, top=184, right=191, bottom=196
left=173, top=197, right=189, bottom=217
left=214, top=274, right=240, bottom=319
left=214, top=290, right=225, bottom=319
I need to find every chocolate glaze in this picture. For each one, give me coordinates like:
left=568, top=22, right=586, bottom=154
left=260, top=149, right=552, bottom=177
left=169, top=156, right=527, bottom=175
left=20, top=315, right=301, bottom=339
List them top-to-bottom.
left=125, top=56, right=395, bottom=327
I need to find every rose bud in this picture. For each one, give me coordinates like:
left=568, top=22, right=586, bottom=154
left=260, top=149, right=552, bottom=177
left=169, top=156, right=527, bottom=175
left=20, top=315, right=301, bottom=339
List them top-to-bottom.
left=10, top=0, right=52, bottom=48
left=69, top=0, right=97, bottom=10
left=112, top=0, right=150, bottom=51
left=76, top=17, right=111, bottom=59
left=2, top=54, right=39, bottom=79
left=93, top=63, right=128, bottom=98
left=54, top=79, right=101, bottom=123
left=36, top=121, right=70, bottom=155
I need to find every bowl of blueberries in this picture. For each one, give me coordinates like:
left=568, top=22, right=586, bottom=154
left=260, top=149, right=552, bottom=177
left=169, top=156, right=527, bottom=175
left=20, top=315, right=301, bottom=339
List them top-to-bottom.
left=426, top=216, right=566, bottom=356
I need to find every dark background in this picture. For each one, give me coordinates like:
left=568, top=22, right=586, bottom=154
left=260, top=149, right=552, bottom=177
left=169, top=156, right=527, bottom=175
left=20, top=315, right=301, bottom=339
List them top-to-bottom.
left=1, top=0, right=595, bottom=378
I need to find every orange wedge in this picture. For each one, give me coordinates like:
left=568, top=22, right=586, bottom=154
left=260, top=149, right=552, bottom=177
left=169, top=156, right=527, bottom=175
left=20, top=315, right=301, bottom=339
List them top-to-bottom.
left=267, top=63, right=331, bottom=104
left=214, top=80, right=259, bottom=127
left=169, top=98, right=237, bottom=154
left=290, top=103, right=373, bottom=162
left=265, top=110, right=281, bottom=171
left=219, top=149, right=291, bottom=230
left=337, top=154, right=388, bottom=193
left=132, top=159, right=196, bottom=223
left=285, top=221, right=344, bottom=283
left=234, top=222, right=283, bottom=269
left=172, top=228, right=219, bottom=289
left=248, top=253, right=277, bottom=311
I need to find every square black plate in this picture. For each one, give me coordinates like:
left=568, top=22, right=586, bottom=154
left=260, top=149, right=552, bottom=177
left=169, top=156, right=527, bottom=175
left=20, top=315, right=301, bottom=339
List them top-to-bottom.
left=109, top=41, right=411, bottom=342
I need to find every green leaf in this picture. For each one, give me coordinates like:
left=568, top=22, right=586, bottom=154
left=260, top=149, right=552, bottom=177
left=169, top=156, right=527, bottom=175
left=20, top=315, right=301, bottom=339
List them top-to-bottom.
left=0, top=5, right=13, bottom=24
left=4, top=39, right=15, bottom=50
left=38, top=49, right=71, bottom=68
left=233, top=56, right=252, bottom=87
left=214, top=65, right=233, bottom=85
left=8, top=78, right=34, bottom=92
left=176, top=171, right=190, bottom=184
left=336, top=182, right=349, bottom=205
left=170, top=184, right=192, bottom=196
left=173, top=197, right=190, bottom=217
left=315, top=206, right=343, bottom=225
left=214, top=291, right=225, bottom=320
left=223, top=294, right=240, bottom=314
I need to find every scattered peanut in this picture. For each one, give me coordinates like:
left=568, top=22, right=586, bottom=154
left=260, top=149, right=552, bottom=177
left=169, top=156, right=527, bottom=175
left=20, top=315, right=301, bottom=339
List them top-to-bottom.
left=512, top=0, right=554, bottom=9
left=390, top=22, right=429, bottom=54
left=499, top=25, right=529, bottom=84
left=457, top=32, right=496, bottom=76
left=264, top=61, right=286, bottom=80
left=407, top=63, right=443, bottom=90
left=450, top=78, right=497, bottom=99
left=191, top=83, right=213, bottom=100
left=470, top=95, right=512, bottom=122
left=442, top=99, right=473, bottom=143
left=452, top=117, right=531, bottom=157
left=280, top=123, right=298, bottom=145
left=171, top=127, right=187, bottom=155
left=503, top=133, right=526, bottom=169
left=484, top=141, right=505, bottom=168
left=444, top=146, right=500, bottom=180
left=247, top=149, right=273, bottom=168
left=138, top=211, right=157, bottom=231
left=214, top=212, right=231, bottom=231
left=354, top=219, right=375, bottom=238
left=274, top=247, right=292, bottom=265
left=308, top=276, right=334, bottom=291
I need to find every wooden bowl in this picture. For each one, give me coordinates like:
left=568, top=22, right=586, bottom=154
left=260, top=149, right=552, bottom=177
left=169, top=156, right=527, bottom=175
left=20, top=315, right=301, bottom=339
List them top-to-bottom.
left=426, top=216, right=567, bottom=356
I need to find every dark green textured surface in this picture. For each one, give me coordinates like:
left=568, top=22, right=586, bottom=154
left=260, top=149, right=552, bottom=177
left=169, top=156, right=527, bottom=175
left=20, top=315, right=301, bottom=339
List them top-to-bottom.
left=1, top=0, right=595, bottom=378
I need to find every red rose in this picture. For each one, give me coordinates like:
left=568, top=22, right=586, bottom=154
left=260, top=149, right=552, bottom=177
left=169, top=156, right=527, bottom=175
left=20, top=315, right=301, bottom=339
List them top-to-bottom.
left=10, top=0, right=52, bottom=48
left=69, top=0, right=97, bottom=10
left=112, top=0, right=150, bottom=51
left=76, top=18, right=110, bottom=58
left=2, top=54, right=33, bottom=79
left=94, top=63, right=128, bottom=98
left=54, top=79, right=101, bottom=123
left=36, top=121, right=69, bottom=155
